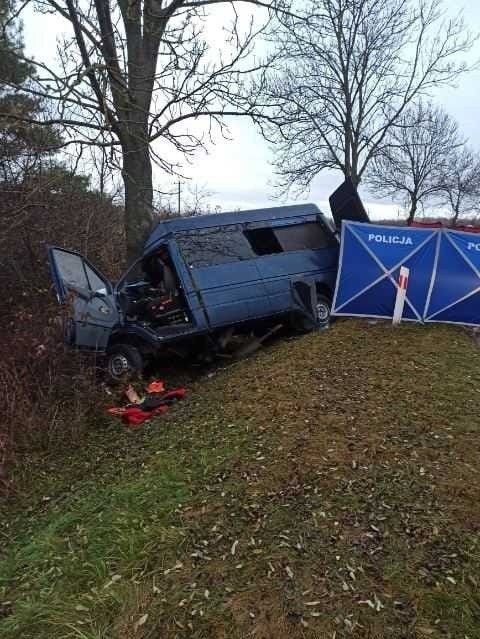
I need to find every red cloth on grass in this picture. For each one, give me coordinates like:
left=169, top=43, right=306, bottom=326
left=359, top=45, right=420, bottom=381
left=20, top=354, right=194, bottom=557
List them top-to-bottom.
left=107, top=387, right=186, bottom=426
left=120, top=404, right=169, bottom=426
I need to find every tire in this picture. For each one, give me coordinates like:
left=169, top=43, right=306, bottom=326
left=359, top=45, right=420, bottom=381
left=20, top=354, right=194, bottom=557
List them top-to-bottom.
left=291, top=292, right=332, bottom=333
left=314, top=293, right=332, bottom=328
left=106, top=344, right=144, bottom=383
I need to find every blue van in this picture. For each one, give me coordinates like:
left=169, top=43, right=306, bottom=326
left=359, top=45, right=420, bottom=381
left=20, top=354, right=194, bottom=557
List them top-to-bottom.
left=48, top=181, right=368, bottom=379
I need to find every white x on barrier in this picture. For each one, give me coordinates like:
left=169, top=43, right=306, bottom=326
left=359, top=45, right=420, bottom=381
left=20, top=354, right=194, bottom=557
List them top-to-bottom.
left=333, top=224, right=438, bottom=321
left=425, top=232, right=480, bottom=322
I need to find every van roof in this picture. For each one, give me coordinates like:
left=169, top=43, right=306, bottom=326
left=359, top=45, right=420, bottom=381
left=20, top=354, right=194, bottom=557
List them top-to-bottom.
left=144, top=202, right=323, bottom=251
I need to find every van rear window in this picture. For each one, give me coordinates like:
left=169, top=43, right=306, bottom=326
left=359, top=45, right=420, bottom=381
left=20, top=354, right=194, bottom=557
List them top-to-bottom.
left=245, top=222, right=334, bottom=256
left=177, top=226, right=253, bottom=267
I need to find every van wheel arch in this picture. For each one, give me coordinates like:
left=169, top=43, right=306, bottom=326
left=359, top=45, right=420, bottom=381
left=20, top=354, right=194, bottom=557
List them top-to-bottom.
left=290, top=282, right=332, bottom=333
left=315, top=282, right=333, bottom=301
left=107, top=333, right=154, bottom=356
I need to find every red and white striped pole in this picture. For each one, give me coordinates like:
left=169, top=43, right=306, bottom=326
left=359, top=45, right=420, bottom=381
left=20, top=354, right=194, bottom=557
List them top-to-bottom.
left=392, top=266, right=409, bottom=325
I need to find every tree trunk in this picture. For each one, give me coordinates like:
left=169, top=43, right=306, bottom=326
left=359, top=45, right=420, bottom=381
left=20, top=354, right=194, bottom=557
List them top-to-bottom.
left=122, top=141, right=154, bottom=261
left=351, top=149, right=360, bottom=187
left=342, top=164, right=360, bottom=187
left=350, top=171, right=360, bottom=187
left=407, top=199, right=417, bottom=225
left=451, top=204, right=460, bottom=226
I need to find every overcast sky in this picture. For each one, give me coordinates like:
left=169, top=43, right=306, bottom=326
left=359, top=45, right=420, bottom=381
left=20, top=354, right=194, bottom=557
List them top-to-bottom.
left=23, top=0, right=480, bottom=220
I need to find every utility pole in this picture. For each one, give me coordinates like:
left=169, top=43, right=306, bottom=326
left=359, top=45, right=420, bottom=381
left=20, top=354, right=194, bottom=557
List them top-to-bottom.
left=177, top=181, right=181, bottom=215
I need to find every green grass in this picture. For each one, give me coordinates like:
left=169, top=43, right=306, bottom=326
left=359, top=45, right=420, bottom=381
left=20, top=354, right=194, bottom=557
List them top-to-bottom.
left=1, top=320, right=480, bottom=638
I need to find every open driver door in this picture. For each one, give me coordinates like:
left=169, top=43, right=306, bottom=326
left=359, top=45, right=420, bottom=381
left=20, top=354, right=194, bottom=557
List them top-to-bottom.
left=47, top=246, right=119, bottom=351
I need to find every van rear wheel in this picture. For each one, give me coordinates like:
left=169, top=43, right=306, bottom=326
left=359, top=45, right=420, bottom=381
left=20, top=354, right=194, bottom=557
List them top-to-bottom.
left=291, top=293, right=332, bottom=333
left=315, top=294, right=332, bottom=327
left=106, top=344, right=144, bottom=383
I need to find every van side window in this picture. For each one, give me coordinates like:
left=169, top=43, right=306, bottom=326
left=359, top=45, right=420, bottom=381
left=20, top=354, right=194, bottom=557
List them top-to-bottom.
left=245, top=222, right=334, bottom=256
left=275, top=222, right=334, bottom=251
left=177, top=226, right=253, bottom=267
left=244, top=228, right=283, bottom=255
left=52, top=249, right=89, bottom=289
left=85, top=264, right=107, bottom=292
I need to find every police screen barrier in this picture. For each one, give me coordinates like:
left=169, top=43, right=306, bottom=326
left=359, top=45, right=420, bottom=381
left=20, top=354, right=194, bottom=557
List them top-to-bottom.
left=332, top=222, right=480, bottom=326
left=332, top=222, right=439, bottom=322
left=424, top=229, right=480, bottom=327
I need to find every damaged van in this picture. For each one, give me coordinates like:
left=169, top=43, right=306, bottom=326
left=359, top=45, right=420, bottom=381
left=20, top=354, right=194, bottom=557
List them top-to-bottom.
left=48, top=180, right=368, bottom=380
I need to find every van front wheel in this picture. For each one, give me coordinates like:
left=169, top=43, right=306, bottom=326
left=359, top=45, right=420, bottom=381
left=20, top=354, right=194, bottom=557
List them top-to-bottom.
left=106, top=344, right=144, bottom=383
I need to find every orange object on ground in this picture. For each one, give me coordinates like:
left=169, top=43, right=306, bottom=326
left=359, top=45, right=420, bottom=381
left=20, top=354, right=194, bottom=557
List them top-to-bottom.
left=146, top=380, right=165, bottom=393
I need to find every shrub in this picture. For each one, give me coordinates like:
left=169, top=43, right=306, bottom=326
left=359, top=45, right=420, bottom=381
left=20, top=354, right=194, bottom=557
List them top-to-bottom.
left=0, top=169, right=124, bottom=490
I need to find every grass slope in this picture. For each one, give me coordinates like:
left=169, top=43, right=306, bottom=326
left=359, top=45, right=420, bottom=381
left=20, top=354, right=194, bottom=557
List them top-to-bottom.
left=1, top=320, right=479, bottom=639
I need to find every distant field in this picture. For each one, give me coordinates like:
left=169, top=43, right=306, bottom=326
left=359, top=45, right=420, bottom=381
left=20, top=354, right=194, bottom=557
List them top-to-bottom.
left=1, top=320, right=479, bottom=638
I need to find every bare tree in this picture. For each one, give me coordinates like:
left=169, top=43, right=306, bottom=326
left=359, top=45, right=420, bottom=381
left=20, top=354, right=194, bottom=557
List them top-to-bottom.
left=0, top=0, right=61, bottom=183
left=2, top=0, right=281, bottom=257
left=257, top=0, right=476, bottom=194
left=365, top=101, right=462, bottom=223
left=439, top=147, right=480, bottom=225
